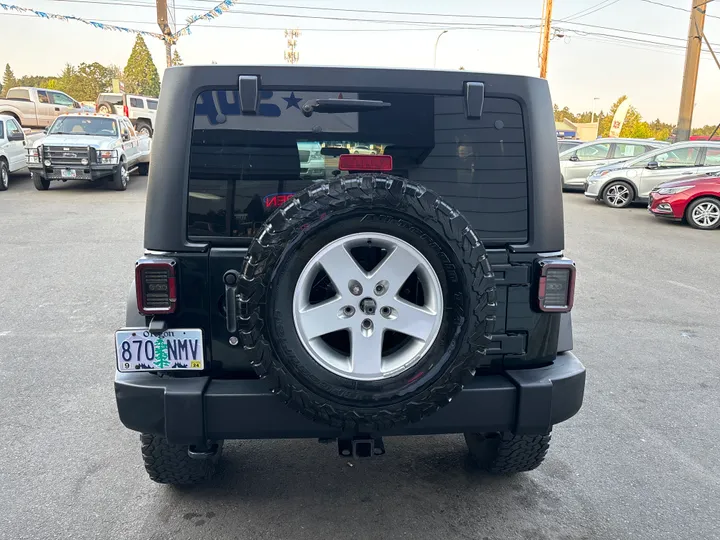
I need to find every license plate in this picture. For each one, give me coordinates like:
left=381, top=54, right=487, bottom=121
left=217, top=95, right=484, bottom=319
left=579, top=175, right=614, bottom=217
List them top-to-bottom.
left=61, top=169, right=77, bottom=178
left=115, top=329, right=204, bottom=372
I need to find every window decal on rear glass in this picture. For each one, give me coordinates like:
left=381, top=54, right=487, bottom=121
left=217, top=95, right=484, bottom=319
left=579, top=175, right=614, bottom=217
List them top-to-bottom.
left=194, top=90, right=360, bottom=132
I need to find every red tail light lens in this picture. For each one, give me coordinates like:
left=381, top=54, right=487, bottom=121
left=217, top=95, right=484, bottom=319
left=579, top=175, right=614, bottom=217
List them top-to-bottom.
left=123, top=104, right=129, bottom=117
left=338, top=154, right=393, bottom=172
left=135, top=259, right=177, bottom=315
left=537, top=259, right=576, bottom=313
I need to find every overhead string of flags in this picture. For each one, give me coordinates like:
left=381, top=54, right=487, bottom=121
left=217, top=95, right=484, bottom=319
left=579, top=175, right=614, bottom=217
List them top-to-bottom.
left=0, top=0, right=240, bottom=42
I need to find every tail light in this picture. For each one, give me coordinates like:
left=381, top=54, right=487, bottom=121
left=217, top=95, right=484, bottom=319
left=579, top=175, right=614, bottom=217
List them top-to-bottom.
left=123, top=104, right=129, bottom=117
left=338, top=154, right=393, bottom=172
left=135, top=259, right=177, bottom=315
left=537, top=259, right=576, bottom=313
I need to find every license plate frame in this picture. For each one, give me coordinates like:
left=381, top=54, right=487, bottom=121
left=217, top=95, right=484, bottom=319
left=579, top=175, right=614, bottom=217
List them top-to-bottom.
left=61, top=169, right=77, bottom=179
left=115, top=328, right=204, bottom=372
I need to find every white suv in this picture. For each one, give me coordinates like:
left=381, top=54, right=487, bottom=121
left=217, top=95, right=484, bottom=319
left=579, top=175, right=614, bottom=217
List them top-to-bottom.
left=95, top=93, right=158, bottom=137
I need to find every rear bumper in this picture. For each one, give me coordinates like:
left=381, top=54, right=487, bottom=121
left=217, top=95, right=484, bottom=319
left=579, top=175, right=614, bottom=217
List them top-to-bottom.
left=115, top=352, right=586, bottom=445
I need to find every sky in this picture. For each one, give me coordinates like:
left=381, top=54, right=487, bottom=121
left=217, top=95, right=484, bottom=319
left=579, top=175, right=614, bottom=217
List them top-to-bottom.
left=1, top=0, right=720, bottom=126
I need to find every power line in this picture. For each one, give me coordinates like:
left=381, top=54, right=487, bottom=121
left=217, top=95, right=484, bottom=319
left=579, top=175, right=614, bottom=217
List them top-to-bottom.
left=560, top=0, right=622, bottom=22
left=637, top=0, right=720, bottom=20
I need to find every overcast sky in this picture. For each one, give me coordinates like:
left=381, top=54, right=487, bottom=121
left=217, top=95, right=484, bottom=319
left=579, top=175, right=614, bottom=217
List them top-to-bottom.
left=2, top=0, right=720, bottom=126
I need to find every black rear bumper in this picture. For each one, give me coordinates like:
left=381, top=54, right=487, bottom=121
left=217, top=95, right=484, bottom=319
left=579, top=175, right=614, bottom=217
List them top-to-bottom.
left=115, top=352, right=585, bottom=445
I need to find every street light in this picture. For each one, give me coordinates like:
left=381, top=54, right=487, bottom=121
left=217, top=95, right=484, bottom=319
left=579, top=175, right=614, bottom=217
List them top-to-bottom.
left=433, top=30, right=449, bottom=68
left=592, top=97, right=600, bottom=123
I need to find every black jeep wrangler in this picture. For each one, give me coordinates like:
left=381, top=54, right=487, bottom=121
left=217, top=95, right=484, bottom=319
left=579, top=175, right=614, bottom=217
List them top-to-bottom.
left=115, top=66, right=585, bottom=485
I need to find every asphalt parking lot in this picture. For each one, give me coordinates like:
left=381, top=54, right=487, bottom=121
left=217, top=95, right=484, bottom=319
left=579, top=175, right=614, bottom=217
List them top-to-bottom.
left=1, top=173, right=719, bottom=540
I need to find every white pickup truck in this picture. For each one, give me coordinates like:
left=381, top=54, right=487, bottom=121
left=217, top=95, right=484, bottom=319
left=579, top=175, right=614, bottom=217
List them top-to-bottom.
left=0, top=87, right=85, bottom=128
left=26, top=113, right=151, bottom=191
left=0, top=114, right=29, bottom=190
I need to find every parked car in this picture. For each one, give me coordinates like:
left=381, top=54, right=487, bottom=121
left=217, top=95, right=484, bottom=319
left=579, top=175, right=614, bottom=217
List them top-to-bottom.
left=114, top=65, right=584, bottom=486
left=0, top=87, right=83, bottom=128
left=96, top=92, right=158, bottom=137
left=26, top=113, right=151, bottom=191
left=0, top=114, right=28, bottom=190
left=559, top=138, right=668, bottom=190
left=557, top=139, right=583, bottom=153
left=584, top=141, right=720, bottom=208
left=351, top=144, right=377, bottom=155
left=648, top=172, right=720, bottom=229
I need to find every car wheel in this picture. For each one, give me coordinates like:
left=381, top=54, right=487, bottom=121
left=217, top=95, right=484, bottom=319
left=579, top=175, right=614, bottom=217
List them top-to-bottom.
left=98, top=104, right=113, bottom=114
left=136, top=122, right=153, bottom=137
left=0, top=160, right=8, bottom=191
left=112, top=161, right=129, bottom=191
left=31, top=172, right=50, bottom=191
left=237, top=175, right=497, bottom=431
left=602, top=181, right=633, bottom=208
left=686, top=197, right=720, bottom=230
left=465, top=432, right=551, bottom=474
left=140, top=433, right=223, bottom=485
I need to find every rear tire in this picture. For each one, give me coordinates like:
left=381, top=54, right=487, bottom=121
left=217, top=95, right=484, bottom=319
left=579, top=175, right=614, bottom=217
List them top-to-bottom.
left=97, top=103, right=113, bottom=114
left=135, top=121, right=153, bottom=137
left=0, top=160, right=8, bottom=191
left=112, top=161, right=128, bottom=191
left=136, top=162, right=149, bottom=176
left=32, top=172, right=50, bottom=191
left=685, top=197, right=720, bottom=230
left=465, top=432, right=551, bottom=473
left=140, top=434, right=223, bottom=485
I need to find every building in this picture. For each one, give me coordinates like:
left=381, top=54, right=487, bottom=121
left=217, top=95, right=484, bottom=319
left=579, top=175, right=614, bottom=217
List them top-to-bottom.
left=555, top=118, right=599, bottom=141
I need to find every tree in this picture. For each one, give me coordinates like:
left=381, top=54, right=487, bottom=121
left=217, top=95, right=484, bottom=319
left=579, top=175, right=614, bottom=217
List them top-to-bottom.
left=123, top=35, right=161, bottom=97
left=172, top=49, right=184, bottom=66
left=74, top=62, right=113, bottom=100
left=2, top=64, right=16, bottom=97
left=153, top=338, right=170, bottom=369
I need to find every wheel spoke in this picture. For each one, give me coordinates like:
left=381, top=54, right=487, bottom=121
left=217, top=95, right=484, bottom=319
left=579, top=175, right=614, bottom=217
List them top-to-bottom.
left=316, top=244, right=368, bottom=294
left=371, top=245, right=420, bottom=295
left=297, top=297, right=350, bottom=339
left=384, top=299, right=438, bottom=341
left=350, top=328, right=384, bottom=376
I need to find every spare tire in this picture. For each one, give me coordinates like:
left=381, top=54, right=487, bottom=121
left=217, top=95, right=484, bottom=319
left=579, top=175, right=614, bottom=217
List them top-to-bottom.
left=238, top=175, right=496, bottom=431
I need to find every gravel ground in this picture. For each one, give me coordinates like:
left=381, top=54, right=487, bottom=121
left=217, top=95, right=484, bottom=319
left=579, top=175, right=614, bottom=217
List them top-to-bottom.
left=1, top=174, right=718, bottom=540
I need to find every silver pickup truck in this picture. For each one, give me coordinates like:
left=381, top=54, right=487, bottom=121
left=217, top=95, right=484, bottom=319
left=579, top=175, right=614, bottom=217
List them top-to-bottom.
left=0, top=87, right=85, bottom=129
left=26, top=113, right=151, bottom=191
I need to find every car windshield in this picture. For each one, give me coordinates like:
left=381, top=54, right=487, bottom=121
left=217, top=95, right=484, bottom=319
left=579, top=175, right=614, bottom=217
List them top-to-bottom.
left=49, top=117, right=118, bottom=136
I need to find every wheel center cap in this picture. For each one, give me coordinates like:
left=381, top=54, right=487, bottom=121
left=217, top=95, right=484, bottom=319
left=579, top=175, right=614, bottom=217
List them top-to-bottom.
left=359, top=297, right=377, bottom=316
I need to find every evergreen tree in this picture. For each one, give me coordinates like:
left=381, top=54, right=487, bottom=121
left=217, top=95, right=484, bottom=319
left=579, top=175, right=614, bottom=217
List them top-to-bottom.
left=123, top=35, right=161, bottom=97
left=172, top=49, right=184, bottom=66
left=2, top=64, right=16, bottom=97
left=153, top=338, right=170, bottom=369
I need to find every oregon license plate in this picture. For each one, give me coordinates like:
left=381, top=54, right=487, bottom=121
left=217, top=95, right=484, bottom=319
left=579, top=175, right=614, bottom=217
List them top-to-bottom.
left=61, top=169, right=77, bottom=178
left=115, top=329, right=204, bottom=372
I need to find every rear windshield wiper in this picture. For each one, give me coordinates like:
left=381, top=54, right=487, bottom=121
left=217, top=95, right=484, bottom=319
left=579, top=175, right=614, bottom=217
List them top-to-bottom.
left=301, top=98, right=391, bottom=117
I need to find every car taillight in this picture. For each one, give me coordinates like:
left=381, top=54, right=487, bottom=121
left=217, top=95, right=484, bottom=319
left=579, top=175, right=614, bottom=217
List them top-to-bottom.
left=123, top=104, right=129, bottom=117
left=338, top=154, right=393, bottom=172
left=135, top=259, right=177, bottom=315
left=537, top=259, right=576, bottom=313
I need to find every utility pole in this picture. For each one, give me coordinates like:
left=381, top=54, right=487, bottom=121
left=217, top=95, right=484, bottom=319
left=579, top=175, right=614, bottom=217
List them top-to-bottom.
left=156, top=0, right=173, bottom=68
left=538, top=0, right=554, bottom=78
left=676, top=0, right=708, bottom=142
left=284, top=29, right=301, bottom=64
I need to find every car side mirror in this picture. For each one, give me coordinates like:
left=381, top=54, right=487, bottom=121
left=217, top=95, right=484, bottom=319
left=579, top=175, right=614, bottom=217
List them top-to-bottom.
left=43, top=128, right=48, bottom=134
left=7, top=132, right=25, bottom=142
left=122, top=133, right=130, bottom=142
left=569, top=155, right=580, bottom=162
left=646, top=161, right=659, bottom=170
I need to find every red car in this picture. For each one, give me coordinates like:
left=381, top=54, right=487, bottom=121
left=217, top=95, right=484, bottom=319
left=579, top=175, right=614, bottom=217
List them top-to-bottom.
left=648, top=173, right=720, bottom=230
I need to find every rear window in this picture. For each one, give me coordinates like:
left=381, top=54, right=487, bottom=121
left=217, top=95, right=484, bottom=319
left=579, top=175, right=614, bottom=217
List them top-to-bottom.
left=7, top=89, right=30, bottom=100
left=187, top=89, right=528, bottom=245
left=100, top=94, right=123, bottom=106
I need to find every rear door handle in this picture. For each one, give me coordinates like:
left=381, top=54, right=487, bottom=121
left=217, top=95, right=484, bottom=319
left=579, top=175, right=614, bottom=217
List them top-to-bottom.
left=223, top=270, right=241, bottom=333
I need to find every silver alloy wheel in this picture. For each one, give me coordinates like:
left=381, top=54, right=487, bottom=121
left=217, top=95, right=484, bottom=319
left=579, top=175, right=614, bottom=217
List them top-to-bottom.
left=139, top=126, right=151, bottom=136
left=121, top=164, right=129, bottom=187
left=0, top=165, right=7, bottom=189
left=606, top=184, right=631, bottom=207
left=691, top=201, right=720, bottom=227
left=292, top=232, right=444, bottom=382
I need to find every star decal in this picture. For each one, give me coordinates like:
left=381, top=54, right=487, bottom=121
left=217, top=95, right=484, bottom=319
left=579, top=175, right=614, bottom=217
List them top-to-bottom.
left=283, top=91, right=302, bottom=109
